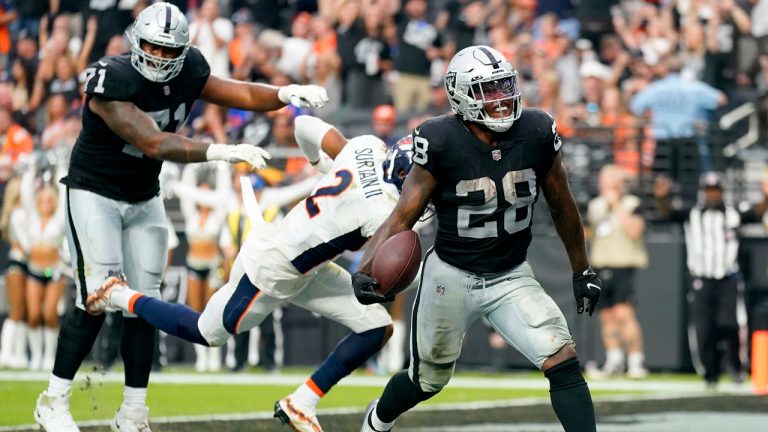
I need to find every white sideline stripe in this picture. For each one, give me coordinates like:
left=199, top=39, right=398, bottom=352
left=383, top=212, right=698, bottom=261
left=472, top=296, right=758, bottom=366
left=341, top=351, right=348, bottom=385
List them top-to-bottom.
left=0, top=371, right=753, bottom=393
left=2, top=392, right=757, bottom=432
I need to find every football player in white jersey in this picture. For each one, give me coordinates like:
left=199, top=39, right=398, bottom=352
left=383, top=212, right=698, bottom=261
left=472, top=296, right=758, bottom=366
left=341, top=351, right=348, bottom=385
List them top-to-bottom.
left=87, top=115, right=415, bottom=432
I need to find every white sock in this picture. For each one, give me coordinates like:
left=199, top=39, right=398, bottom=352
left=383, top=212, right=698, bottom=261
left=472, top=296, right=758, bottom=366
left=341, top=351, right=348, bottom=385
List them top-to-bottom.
left=0, top=319, right=15, bottom=363
left=387, top=320, right=406, bottom=373
left=13, top=321, right=28, bottom=363
left=28, top=326, right=43, bottom=369
left=605, top=348, right=624, bottom=365
left=628, top=352, right=645, bottom=369
left=47, top=375, right=73, bottom=397
left=291, top=382, right=322, bottom=413
left=123, top=386, right=147, bottom=409
left=370, top=402, right=395, bottom=431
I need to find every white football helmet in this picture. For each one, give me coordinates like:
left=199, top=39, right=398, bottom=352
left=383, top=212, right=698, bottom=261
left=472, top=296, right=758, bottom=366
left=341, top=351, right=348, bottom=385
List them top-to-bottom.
left=129, top=2, right=190, bottom=82
left=444, top=45, right=522, bottom=133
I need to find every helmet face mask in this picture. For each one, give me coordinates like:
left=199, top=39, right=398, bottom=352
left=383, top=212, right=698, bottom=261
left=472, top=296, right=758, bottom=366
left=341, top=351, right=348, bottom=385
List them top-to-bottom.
left=129, top=3, right=190, bottom=82
left=445, top=45, right=522, bottom=132
left=382, top=136, right=414, bottom=193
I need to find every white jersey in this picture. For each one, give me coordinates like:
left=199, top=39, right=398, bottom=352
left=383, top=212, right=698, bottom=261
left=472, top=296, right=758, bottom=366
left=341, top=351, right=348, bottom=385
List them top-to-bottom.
left=238, top=135, right=399, bottom=298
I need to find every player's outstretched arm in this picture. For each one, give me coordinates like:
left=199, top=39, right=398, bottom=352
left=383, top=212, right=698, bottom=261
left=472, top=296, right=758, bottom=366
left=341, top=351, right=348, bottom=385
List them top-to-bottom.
left=200, top=75, right=328, bottom=111
left=90, top=97, right=271, bottom=168
left=293, top=115, right=346, bottom=172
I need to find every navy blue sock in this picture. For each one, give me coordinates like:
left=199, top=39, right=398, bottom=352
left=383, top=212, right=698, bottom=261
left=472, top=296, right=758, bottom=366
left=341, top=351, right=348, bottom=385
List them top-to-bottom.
left=132, top=296, right=209, bottom=346
left=309, top=326, right=387, bottom=394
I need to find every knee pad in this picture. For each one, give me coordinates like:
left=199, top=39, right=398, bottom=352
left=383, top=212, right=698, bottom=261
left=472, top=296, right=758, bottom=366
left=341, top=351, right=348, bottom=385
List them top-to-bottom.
left=416, top=360, right=455, bottom=393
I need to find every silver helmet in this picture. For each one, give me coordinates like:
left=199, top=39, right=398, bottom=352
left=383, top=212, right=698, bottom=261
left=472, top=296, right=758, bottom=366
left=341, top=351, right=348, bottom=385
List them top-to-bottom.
left=129, top=2, right=190, bottom=82
left=444, top=45, right=522, bottom=133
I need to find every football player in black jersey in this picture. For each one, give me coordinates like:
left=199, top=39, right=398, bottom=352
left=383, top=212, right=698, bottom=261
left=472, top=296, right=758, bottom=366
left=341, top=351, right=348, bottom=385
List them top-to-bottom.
left=34, top=3, right=328, bottom=432
left=353, top=45, right=602, bottom=432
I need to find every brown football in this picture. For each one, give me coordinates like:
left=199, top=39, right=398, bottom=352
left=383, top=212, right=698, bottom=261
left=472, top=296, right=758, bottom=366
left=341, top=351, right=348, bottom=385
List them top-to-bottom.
left=371, top=230, right=422, bottom=296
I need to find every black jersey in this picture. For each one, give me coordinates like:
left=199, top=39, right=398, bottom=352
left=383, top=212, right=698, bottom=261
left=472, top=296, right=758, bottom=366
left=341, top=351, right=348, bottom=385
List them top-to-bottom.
left=62, top=47, right=210, bottom=203
left=413, top=109, right=561, bottom=274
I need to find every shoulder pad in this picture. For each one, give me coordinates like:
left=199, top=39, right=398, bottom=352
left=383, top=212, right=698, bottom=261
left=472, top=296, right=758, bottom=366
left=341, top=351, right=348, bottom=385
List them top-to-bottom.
left=183, top=46, right=211, bottom=81
left=83, top=55, right=138, bottom=101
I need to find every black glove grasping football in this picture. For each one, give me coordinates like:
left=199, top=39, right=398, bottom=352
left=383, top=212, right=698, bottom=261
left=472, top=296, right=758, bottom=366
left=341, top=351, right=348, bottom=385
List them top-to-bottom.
left=572, top=267, right=602, bottom=316
left=352, top=272, right=392, bottom=305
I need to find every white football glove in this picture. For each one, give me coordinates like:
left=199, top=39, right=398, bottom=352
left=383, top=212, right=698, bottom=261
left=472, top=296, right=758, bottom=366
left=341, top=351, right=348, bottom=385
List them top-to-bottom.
left=278, top=84, right=329, bottom=108
left=206, top=144, right=271, bottom=170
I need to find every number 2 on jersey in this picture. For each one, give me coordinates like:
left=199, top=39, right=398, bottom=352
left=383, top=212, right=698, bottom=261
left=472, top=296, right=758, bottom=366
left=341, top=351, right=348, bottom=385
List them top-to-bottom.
left=305, top=170, right=353, bottom=218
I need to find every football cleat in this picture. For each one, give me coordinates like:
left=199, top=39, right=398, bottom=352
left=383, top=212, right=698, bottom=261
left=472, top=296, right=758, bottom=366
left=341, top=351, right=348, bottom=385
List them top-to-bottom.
left=86, top=271, right=129, bottom=315
left=34, top=389, right=80, bottom=432
left=274, top=397, right=323, bottom=432
left=360, top=399, right=391, bottom=432
left=112, top=405, right=151, bottom=432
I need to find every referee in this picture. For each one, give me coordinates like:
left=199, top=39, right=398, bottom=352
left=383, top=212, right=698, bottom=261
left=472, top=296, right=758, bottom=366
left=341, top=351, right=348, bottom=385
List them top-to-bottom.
left=654, top=172, right=768, bottom=387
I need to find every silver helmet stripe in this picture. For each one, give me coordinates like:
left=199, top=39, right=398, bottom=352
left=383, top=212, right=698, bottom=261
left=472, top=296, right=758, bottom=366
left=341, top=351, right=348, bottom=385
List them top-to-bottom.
left=164, top=5, right=172, bottom=34
left=477, top=46, right=500, bottom=69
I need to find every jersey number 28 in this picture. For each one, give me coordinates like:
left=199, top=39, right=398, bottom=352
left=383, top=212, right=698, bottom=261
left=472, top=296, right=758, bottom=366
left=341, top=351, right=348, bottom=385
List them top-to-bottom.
left=456, top=169, right=536, bottom=238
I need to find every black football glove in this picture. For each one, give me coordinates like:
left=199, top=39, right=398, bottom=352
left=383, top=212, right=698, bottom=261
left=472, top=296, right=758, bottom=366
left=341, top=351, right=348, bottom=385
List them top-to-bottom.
left=572, top=267, right=602, bottom=316
left=352, top=272, right=392, bottom=305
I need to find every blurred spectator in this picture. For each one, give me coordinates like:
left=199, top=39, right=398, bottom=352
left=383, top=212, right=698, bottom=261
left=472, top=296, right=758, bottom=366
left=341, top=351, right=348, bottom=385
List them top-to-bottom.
left=0, top=0, right=15, bottom=75
left=15, top=0, right=47, bottom=38
left=86, top=0, right=134, bottom=63
left=191, top=0, right=234, bottom=78
left=334, top=0, right=363, bottom=104
left=392, top=0, right=445, bottom=113
left=437, top=0, right=491, bottom=52
left=576, top=0, right=617, bottom=49
left=697, top=0, right=752, bottom=92
left=345, top=7, right=393, bottom=109
left=229, top=9, right=257, bottom=78
left=276, top=12, right=313, bottom=82
left=305, top=51, right=342, bottom=121
left=630, top=55, right=726, bottom=187
left=9, top=60, right=31, bottom=114
left=600, top=87, right=650, bottom=177
left=41, top=94, right=78, bottom=151
left=371, top=104, right=398, bottom=147
left=0, top=107, right=33, bottom=182
left=262, top=108, right=310, bottom=181
left=21, top=161, right=66, bottom=371
left=173, top=162, right=232, bottom=372
left=585, top=165, right=649, bottom=379
left=654, top=173, right=768, bottom=387
left=0, top=176, right=29, bottom=369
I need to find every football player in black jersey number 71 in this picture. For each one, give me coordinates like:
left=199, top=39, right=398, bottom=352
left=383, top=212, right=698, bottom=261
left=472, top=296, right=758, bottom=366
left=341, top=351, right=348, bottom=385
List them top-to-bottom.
left=33, top=3, right=328, bottom=432
left=353, top=45, right=602, bottom=432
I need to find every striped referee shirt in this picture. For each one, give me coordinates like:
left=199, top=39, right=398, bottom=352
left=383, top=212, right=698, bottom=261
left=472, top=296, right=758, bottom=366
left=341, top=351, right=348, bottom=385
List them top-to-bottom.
left=683, top=205, right=740, bottom=279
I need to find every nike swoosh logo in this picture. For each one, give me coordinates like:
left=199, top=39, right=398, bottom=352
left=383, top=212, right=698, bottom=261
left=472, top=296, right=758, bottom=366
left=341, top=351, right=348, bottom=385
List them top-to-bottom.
left=414, top=128, right=420, bottom=135
left=587, top=283, right=601, bottom=291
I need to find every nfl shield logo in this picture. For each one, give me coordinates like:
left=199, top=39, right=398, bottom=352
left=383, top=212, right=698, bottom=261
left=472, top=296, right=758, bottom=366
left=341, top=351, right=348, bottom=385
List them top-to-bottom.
left=163, top=85, right=170, bottom=96
left=492, top=149, right=501, bottom=161
left=435, top=285, right=445, bottom=296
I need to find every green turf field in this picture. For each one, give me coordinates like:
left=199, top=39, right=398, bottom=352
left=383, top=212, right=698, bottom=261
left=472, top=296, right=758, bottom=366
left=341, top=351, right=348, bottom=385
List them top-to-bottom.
left=0, top=370, right=639, bottom=426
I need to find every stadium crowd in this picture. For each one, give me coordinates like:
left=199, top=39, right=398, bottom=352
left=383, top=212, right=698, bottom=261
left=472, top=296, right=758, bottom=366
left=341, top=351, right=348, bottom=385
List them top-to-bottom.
left=0, top=0, right=767, bottom=379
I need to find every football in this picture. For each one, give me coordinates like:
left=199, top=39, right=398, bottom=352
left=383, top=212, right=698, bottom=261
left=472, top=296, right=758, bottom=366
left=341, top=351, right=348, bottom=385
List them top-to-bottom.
left=371, top=230, right=422, bottom=296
